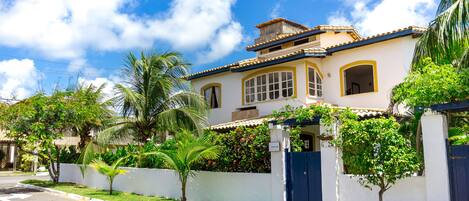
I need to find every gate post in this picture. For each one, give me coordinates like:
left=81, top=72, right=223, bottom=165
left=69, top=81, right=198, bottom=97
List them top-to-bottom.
left=421, top=111, right=451, bottom=201
left=320, top=121, right=340, bottom=201
left=270, top=124, right=290, bottom=201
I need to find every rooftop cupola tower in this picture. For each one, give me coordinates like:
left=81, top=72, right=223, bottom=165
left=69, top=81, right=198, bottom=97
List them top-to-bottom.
left=255, top=18, right=309, bottom=44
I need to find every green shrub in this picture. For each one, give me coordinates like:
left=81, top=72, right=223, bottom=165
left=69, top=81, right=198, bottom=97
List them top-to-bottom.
left=197, top=125, right=271, bottom=173
left=96, top=140, right=177, bottom=169
left=59, top=146, right=80, bottom=163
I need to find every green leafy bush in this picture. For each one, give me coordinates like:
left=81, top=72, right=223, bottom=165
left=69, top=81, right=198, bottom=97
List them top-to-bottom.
left=334, top=117, right=421, bottom=201
left=200, top=125, right=271, bottom=173
left=448, top=127, right=469, bottom=145
left=96, top=140, right=177, bottom=169
left=59, top=146, right=81, bottom=163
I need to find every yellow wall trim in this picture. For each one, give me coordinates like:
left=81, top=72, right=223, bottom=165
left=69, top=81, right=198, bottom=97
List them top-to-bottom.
left=339, top=60, right=378, bottom=97
left=304, top=61, right=324, bottom=97
left=241, top=66, right=297, bottom=105
left=200, top=83, right=222, bottom=108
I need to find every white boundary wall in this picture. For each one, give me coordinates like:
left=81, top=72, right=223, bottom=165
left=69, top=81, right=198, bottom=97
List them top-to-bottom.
left=320, top=112, right=451, bottom=201
left=59, top=163, right=272, bottom=201
left=338, top=175, right=426, bottom=201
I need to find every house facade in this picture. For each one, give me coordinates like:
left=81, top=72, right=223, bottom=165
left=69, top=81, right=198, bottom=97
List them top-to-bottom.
left=188, top=18, right=424, bottom=127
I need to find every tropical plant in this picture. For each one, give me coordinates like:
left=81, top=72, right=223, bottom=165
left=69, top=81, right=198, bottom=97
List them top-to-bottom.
left=413, top=0, right=468, bottom=68
left=97, top=51, right=208, bottom=144
left=392, top=58, right=469, bottom=147
left=393, top=58, right=469, bottom=107
left=70, top=84, right=114, bottom=149
left=2, top=92, right=76, bottom=183
left=334, top=117, right=421, bottom=201
left=201, top=126, right=271, bottom=173
left=448, top=127, right=469, bottom=145
left=156, top=130, right=219, bottom=201
left=90, top=157, right=127, bottom=195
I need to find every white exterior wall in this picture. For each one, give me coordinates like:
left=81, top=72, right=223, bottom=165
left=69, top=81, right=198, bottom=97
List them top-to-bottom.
left=319, top=32, right=355, bottom=48
left=191, top=37, right=418, bottom=124
left=320, top=37, right=417, bottom=108
left=191, top=61, right=320, bottom=125
left=60, top=164, right=272, bottom=201
left=338, top=175, right=426, bottom=201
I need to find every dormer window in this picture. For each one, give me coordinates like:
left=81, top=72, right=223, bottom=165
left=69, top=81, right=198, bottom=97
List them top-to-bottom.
left=294, top=38, right=309, bottom=46
left=268, top=45, right=282, bottom=52
left=243, top=68, right=296, bottom=104
left=202, top=83, right=221, bottom=108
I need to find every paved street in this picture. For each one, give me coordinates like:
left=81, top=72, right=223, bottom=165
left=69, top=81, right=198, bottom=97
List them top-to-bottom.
left=0, top=175, right=74, bottom=201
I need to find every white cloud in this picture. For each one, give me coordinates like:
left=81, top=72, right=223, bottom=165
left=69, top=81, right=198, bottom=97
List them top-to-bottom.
left=0, top=0, right=242, bottom=64
left=328, top=0, right=437, bottom=35
left=270, top=1, right=282, bottom=19
left=327, top=13, right=352, bottom=26
left=197, top=22, right=242, bottom=63
left=0, top=59, right=40, bottom=99
left=78, top=76, right=120, bottom=101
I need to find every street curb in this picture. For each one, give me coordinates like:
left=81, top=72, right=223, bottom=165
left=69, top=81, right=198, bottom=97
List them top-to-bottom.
left=16, top=183, right=104, bottom=201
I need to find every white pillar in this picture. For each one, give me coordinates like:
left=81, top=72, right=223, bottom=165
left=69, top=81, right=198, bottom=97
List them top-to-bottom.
left=421, top=112, right=451, bottom=201
left=320, top=122, right=340, bottom=201
left=270, top=124, right=290, bottom=201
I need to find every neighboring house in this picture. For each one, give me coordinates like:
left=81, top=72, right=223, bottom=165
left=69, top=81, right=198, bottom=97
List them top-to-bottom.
left=188, top=18, right=424, bottom=151
left=0, top=131, right=17, bottom=171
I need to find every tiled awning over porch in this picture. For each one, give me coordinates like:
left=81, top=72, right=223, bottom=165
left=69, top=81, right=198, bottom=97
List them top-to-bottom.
left=209, top=107, right=387, bottom=131
left=0, top=131, right=13, bottom=143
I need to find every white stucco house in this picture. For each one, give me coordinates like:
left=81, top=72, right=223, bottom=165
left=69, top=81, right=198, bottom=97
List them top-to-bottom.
left=187, top=18, right=424, bottom=150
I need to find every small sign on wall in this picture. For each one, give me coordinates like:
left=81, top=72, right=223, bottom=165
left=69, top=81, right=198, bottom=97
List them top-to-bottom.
left=269, top=142, right=280, bottom=152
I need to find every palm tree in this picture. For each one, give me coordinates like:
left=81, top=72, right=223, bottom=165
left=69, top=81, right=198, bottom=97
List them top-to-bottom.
left=413, top=0, right=468, bottom=68
left=98, top=51, right=208, bottom=144
left=71, top=84, right=114, bottom=149
left=156, top=130, right=219, bottom=201
left=90, top=157, right=127, bottom=195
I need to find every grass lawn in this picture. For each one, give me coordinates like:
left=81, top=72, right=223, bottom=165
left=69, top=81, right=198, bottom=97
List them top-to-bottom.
left=21, top=179, right=176, bottom=201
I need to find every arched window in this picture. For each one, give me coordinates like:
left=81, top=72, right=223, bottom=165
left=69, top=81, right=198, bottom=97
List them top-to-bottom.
left=340, top=61, right=378, bottom=96
left=306, top=64, right=323, bottom=97
left=243, top=69, right=295, bottom=104
left=201, top=83, right=221, bottom=108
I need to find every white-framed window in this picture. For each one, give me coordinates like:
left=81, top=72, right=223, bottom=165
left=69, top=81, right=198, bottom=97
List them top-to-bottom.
left=308, top=67, right=322, bottom=97
left=245, top=71, right=294, bottom=104
left=202, top=84, right=221, bottom=108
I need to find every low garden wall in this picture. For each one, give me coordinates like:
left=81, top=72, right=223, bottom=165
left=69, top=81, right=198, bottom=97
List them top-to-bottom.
left=59, top=163, right=272, bottom=201
left=338, top=175, right=426, bottom=201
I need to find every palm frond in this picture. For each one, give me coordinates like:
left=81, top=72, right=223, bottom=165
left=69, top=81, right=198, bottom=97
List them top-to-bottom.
left=413, top=0, right=468, bottom=67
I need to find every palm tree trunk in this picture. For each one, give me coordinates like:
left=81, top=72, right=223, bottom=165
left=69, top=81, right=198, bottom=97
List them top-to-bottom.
left=109, top=178, right=113, bottom=195
left=181, top=178, right=187, bottom=201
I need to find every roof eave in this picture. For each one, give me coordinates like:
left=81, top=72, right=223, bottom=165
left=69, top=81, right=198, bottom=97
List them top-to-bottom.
left=327, top=29, right=419, bottom=54
left=246, top=30, right=326, bottom=52
left=232, top=52, right=326, bottom=72
left=186, top=67, right=231, bottom=80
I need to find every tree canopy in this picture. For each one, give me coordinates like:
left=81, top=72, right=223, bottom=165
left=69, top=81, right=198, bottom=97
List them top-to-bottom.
left=97, top=51, right=208, bottom=144
left=393, top=58, right=469, bottom=108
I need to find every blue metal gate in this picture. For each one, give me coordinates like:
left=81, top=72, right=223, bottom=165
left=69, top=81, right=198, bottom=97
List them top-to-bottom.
left=447, top=145, right=469, bottom=201
left=286, top=151, right=322, bottom=201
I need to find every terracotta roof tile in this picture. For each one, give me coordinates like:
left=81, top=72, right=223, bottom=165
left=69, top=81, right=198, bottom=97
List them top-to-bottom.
left=256, top=18, right=309, bottom=29
left=246, top=25, right=361, bottom=50
left=188, top=26, right=425, bottom=79
left=325, top=26, right=426, bottom=50
left=234, top=48, right=327, bottom=68
left=185, top=62, right=239, bottom=79
left=209, top=107, right=387, bottom=130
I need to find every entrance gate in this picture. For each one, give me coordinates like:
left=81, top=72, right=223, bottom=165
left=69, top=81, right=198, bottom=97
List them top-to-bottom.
left=447, top=144, right=469, bottom=201
left=286, top=151, right=322, bottom=201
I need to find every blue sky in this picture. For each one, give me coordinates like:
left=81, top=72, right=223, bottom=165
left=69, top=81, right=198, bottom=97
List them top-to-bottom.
left=0, top=0, right=437, bottom=99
